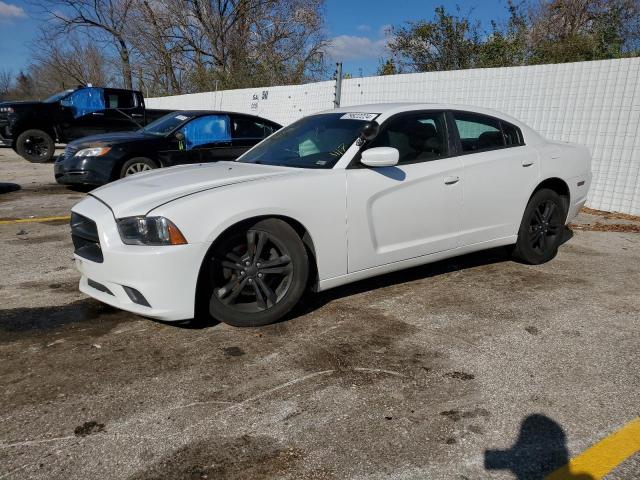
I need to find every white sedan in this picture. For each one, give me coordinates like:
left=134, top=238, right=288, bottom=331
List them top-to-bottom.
left=70, top=103, right=592, bottom=327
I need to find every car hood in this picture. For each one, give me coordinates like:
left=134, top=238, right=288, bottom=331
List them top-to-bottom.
left=69, top=131, right=153, bottom=148
left=90, top=161, right=297, bottom=218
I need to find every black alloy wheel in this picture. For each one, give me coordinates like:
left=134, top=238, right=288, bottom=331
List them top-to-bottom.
left=16, top=129, right=55, bottom=163
left=513, top=188, right=566, bottom=264
left=528, top=199, right=563, bottom=254
left=207, top=219, right=309, bottom=327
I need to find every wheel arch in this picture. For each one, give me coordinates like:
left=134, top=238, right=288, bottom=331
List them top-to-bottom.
left=13, top=123, right=56, bottom=141
left=529, top=177, right=570, bottom=217
left=193, top=214, right=319, bottom=321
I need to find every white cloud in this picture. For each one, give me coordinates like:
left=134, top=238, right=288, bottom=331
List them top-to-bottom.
left=0, top=1, right=26, bottom=20
left=356, top=24, right=371, bottom=32
left=324, top=35, right=389, bottom=61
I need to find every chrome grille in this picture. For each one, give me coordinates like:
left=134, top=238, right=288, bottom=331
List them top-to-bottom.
left=70, top=212, right=103, bottom=263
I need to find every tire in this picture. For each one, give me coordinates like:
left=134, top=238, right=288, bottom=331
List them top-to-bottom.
left=15, top=129, right=55, bottom=163
left=119, top=157, right=157, bottom=178
left=512, top=188, right=566, bottom=265
left=206, top=219, right=309, bottom=327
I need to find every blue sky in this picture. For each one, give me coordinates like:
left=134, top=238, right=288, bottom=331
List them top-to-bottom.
left=0, top=0, right=512, bottom=78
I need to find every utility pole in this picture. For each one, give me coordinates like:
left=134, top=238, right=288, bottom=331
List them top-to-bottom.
left=333, top=62, right=343, bottom=108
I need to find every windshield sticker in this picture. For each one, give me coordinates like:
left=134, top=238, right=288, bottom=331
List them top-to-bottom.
left=340, top=112, right=378, bottom=121
left=175, top=114, right=188, bottom=121
left=330, top=144, right=347, bottom=157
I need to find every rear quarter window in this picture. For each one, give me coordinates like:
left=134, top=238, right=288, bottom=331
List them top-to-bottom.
left=501, top=121, right=524, bottom=146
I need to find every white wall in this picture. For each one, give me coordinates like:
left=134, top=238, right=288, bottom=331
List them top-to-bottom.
left=147, top=58, right=640, bottom=215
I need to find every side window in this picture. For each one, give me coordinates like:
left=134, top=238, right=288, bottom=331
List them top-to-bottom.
left=60, top=88, right=105, bottom=118
left=105, top=91, right=136, bottom=109
left=368, top=111, right=448, bottom=164
left=453, top=112, right=504, bottom=153
left=179, top=115, right=231, bottom=150
left=232, top=117, right=276, bottom=139
left=501, top=121, right=524, bottom=146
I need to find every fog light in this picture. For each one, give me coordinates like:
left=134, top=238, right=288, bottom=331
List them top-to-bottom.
left=123, top=286, right=151, bottom=307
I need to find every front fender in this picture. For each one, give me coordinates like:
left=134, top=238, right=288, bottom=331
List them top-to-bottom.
left=148, top=169, right=349, bottom=282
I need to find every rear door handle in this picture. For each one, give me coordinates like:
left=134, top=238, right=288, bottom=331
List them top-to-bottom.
left=522, top=160, right=534, bottom=167
left=444, top=176, right=460, bottom=185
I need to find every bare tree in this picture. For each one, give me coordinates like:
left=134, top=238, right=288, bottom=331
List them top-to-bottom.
left=30, top=0, right=136, bottom=88
left=128, top=0, right=184, bottom=95
left=169, top=0, right=326, bottom=89
left=31, top=31, right=114, bottom=88
left=0, top=69, right=12, bottom=100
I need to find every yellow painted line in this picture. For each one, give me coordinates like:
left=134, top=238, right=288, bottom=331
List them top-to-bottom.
left=0, top=215, right=70, bottom=225
left=546, top=417, right=640, bottom=480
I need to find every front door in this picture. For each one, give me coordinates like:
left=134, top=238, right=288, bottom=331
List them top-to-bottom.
left=58, top=88, right=110, bottom=140
left=346, top=111, right=463, bottom=273
left=163, top=114, right=237, bottom=165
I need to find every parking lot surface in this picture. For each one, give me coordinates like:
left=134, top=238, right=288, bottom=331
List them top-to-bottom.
left=1, top=148, right=639, bottom=479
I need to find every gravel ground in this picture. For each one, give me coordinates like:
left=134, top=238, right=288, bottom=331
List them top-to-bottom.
left=1, top=147, right=639, bottom=480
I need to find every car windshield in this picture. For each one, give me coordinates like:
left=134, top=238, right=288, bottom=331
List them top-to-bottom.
left=43, top=90, right=74, bottom=103
left=140, top=112, right=195, bottom=136
left=237, top=112, right=377, bottom=168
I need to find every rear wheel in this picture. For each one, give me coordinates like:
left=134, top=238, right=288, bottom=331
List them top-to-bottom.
left=15, top=129, right=55, bottom=163
left=120, top=157, right=157, bottom=178
left=513, top=188, right=566, bottom=264
left=206, top=219, right=309, bottom=327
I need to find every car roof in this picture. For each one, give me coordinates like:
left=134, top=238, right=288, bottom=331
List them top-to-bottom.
left=323, top=103, right=513, bottom=120
left=179, top=110, right=280, bottom=123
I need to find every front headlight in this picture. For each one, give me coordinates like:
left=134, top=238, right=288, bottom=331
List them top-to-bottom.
left=0, top=107, right=14, bottom=113
left=74, top=147, right=111, bottom=157
left=117, top=216, right=187, bottom=246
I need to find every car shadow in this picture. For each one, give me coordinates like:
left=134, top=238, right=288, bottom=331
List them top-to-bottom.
left=0, top=182, right=21, bottom=194
left=66, top=185, right=95, bottom=193
left=173, top=227, right=573, bottom=330
left=485, top=413, right=594, bottom=479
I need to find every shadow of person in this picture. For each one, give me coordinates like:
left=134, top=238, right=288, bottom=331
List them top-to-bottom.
left=485, top=414, right=594, bottom=479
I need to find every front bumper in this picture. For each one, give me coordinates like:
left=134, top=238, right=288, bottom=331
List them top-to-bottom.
left=0, top=124, right=12, bottom=145
left=54, top=154, right=113, bottom=186
left=566, top=172, right=592, bottom=222
left=72, top=196, right=209, bottom=321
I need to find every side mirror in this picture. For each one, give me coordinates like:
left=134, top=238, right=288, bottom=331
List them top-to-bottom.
left=357, top=121, right=379, bottom=144
left=174, top=131, right=185, bottom=141
left=361, top=147, right=399, bottom=167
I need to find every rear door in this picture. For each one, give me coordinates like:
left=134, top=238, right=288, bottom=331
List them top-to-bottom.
left=99, top=89, right=145, bottom=132
left=346, top=110, right=463, bottom=272
left=451, top=111, right=540, bottom=245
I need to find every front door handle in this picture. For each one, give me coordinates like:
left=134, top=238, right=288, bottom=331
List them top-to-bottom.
left=522, top=160, right=534, bottom=167
left=444, top=176, right=460, bottom=185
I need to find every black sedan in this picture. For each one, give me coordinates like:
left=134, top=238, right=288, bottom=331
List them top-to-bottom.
left=54, top=111, right=281, bottom=186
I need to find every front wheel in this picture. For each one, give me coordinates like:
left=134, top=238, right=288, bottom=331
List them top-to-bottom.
left=15, top=129, right=55, bottom=163
left=119, top=157, right=157, bottom=178
left=513, top=188, right=566, bottom=264
left=206, top=219, right=309, bottom=327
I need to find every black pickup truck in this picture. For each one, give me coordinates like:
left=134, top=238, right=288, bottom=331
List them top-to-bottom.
left=0, top=86, right=172, bottom=163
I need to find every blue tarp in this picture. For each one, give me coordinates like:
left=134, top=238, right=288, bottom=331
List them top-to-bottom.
left=62, top=88, right=106, bottom=118
left=180, top=115, right=230, bottom=149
